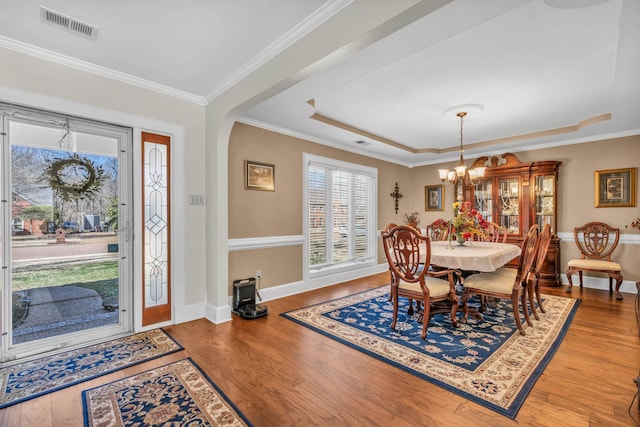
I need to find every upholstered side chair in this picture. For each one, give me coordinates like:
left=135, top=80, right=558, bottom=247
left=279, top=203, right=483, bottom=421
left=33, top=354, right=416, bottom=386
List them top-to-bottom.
left=566, top=222, right=623, bottom=299
left=462, top=224, right=540, bottom=336
left=381, top=225, right=459, bottom=339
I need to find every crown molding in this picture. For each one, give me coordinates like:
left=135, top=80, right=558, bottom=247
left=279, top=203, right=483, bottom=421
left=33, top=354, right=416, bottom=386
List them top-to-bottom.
left=204, top=0, right=353, bottom=103
left=0, top=35, right=208, bottom=106
left=236, top=116, right=413, bottom=168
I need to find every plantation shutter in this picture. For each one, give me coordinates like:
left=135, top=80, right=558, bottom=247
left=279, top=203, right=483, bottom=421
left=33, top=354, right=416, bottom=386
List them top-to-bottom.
left=307, top=157, right=376, bottom=272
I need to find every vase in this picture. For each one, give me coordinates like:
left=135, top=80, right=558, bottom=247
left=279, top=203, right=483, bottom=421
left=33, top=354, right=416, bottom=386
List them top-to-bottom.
left=456, top=234, right=466, bottom=246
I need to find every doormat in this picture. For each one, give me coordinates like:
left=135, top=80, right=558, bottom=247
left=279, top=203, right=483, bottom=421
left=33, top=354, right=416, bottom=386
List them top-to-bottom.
left=0, top=328, right=183, bottom=408
left=82, top=358, right=252, bottom=426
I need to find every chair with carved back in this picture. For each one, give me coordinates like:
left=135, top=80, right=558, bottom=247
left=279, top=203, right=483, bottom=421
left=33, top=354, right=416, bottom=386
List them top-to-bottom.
left=427, top=221, right=449, bottom=241
left=484, top=222, right=508, bottom=243
left=566, top=222, right=623, bottom=299
left=529, top=223, right=552, bottom=320
left=462, top=224, right=540, bottom=335
left=381, top=225, right=459, bottom=339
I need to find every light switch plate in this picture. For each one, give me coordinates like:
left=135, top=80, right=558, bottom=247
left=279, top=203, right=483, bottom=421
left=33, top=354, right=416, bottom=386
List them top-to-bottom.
left=189, top=194, right=204, bottom=205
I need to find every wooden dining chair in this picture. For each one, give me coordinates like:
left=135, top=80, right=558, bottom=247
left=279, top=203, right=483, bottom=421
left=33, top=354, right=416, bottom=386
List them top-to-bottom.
left=427, top=222, right=449, bottom=241
left=472, top=222, right=507, bottom=243
left=485, top=222, right=508, bottom=243
left=566, top=222, right=623, bottom=299
left=528, top=223, right=552, bottom=320
left=462, top=224, right=540, bottom=336
left=381, top=225, right=459, bottom=339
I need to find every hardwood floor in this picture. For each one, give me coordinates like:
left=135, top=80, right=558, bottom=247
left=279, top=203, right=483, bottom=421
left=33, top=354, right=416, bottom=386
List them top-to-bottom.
left=1, top=273, right=639, bottom=426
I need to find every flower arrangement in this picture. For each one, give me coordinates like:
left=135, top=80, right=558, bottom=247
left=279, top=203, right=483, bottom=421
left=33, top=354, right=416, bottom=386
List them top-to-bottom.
left=452, top=201, right=488, bottom=241
left=403, top=211, right=420, bottom=226
left=626, top=218, right=640, bottom=230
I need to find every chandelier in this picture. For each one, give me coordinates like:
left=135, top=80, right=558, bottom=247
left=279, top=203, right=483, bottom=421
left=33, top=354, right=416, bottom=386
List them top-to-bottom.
left=438, top=111, right=486, bottom=186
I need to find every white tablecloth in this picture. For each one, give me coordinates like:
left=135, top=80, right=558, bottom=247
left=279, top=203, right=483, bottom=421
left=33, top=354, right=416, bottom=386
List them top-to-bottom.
left=426, top=241, right=521, bottom=272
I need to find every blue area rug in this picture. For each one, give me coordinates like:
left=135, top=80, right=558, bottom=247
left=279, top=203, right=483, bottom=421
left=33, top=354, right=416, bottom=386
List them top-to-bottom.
left=282, top=286, right=580, bottom=419
left=0, top=329, right=183, bottom=409
left=82, top=358, right=252, bottom=427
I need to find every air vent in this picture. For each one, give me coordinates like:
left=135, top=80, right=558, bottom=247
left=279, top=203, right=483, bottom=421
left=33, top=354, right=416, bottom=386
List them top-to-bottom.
left=40, top=6, right=98, bottom=40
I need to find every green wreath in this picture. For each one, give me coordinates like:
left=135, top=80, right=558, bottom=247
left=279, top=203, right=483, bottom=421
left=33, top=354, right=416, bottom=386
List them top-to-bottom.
left=41, top=154, right=106, bottom=201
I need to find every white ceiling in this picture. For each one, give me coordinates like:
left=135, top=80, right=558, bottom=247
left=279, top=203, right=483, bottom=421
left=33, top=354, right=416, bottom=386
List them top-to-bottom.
left=1, top=0, right=638, bottom=167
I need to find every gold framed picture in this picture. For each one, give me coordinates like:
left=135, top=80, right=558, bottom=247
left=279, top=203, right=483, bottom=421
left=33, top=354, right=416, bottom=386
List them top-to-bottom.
left=245, top=160, right=275, bottom=191
left=594, top=167, right=636, bottom=207
left=425, top=184, right=444, bottom=211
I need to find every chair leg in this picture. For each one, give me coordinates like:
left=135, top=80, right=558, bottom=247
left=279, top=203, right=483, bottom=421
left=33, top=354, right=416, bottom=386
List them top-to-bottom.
left=566, top=267, right=574, bottom=293
left=578, top=271, right=583, bottom=288
left=612, top=271, right=624, bottom=300
left=535, top=278, right=546, bottom=314
left=528, top=279, right=540, bottom=321
left=461, top=291, right=471, bottom=324
left=521, top=291, right=533, bottom=327
left=391, top=292, right=399, bottom=331
left=449, top=293, right=460, bottom=328
left=512, top=293, right=526, bottom=335
left=407, top=298, right=415, bottom=316
left=421, top=299, right=431, bottom=339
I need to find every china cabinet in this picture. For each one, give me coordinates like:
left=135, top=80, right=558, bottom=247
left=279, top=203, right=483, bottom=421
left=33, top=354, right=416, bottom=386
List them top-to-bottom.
left=463, top=153, right=562, bottom=286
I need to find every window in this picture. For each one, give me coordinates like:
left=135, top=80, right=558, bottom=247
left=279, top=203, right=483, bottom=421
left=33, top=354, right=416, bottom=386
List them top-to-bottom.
left=304, top=154, right=377, bottom=276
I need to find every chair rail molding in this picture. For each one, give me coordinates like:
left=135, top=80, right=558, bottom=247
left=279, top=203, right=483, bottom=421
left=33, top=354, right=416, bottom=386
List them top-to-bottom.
left=556, top=232, right=640, bottom=245
left=228, top=234, right=304, bottom=251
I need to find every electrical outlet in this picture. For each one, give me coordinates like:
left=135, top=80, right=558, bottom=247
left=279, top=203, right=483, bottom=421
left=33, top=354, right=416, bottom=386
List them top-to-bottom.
left=256, top=270, right=261, bottom=279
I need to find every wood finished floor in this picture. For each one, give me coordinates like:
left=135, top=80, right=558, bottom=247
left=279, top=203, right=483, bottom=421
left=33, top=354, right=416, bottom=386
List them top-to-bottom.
left=1, top=272, right=639, bottom=426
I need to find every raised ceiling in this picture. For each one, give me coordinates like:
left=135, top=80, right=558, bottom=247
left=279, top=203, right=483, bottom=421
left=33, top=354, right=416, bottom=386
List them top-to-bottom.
left=1, top=0, right=638, bottom=166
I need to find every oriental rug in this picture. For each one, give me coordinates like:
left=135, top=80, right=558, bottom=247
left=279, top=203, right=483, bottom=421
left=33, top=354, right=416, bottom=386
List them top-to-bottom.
left=282, top=286, right=580, bottom=419
left=0, top=328, right=183, bottom=409
left=82, top=358, right=252, bottom=427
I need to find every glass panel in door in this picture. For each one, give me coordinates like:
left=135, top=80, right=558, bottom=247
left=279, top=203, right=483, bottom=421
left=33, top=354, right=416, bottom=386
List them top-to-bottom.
left=1, top=112, right=131, bottom=361
left=534, top=174, right=555, bottom=231
left=497, top=177, right=520, bottom=235
left=473, top=179, right=492, bottom=223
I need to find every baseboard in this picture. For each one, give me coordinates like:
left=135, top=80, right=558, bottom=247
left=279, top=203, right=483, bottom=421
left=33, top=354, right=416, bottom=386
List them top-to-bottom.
left=559, top=275, right=638, bottom=295
left=174, top=302, right=206, bottom=324
left=204, top=302, right=232, bottom=324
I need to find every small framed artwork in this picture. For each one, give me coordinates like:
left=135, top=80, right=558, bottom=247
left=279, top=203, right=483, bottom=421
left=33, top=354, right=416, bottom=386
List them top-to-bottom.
left=245, top=160, right=275, bottom=191
left=594, top=167, right=636, bottom=207
left=425, top=184, right=444, bottom=211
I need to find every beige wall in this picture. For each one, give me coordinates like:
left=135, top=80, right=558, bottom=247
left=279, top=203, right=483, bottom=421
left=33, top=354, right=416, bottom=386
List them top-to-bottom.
left=228, top=122, right=413, bottom=290
left=230, top=123, right=640, bottom=290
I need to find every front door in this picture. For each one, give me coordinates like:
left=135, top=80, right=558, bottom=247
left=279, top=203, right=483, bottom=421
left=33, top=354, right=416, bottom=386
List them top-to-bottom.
left=0, top=105, right=132, bottom=362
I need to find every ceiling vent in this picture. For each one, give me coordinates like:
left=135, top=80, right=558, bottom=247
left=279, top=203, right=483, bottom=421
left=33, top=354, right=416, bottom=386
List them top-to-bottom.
left=40, top=6, right=98, bottom=40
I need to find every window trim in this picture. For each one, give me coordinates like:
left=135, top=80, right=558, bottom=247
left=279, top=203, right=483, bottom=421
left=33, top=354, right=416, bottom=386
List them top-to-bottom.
left=303, top=153, right=378, bottom=280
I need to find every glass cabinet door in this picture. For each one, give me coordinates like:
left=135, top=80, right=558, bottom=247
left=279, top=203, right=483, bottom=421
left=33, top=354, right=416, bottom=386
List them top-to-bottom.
left=534, top=174, right=555, bottom=231
left=497, top=177, right=520, bottom=234
left=473, top=179, right=492, bottom=223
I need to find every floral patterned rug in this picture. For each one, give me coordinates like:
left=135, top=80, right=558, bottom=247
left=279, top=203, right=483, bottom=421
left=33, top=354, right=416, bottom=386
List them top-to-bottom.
left=282, top=286, right=580, bottom=419
left=0, top=329, right=183, bottom=409
left=82, top=358, right=252, bottom=427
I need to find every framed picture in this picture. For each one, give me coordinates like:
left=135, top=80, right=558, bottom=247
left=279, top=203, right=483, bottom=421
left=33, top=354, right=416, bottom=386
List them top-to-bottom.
left=245, top=160, right=275, bottom=191
left=594, top=167, right=636, bottom=207
left=425, top=184, right=444, bottom=211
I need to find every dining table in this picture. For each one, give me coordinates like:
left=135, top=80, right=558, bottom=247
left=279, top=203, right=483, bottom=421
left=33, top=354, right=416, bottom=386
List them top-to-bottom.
left=419, top=240, right=522, bottom=320
left=427, top=240, right=522, bottom=272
